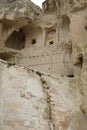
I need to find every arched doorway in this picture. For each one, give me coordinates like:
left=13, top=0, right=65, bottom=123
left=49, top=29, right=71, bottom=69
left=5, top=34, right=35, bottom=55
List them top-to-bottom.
left=60, top=15, right=70, bottom=41
left=5, top=28, right=26, bottom=50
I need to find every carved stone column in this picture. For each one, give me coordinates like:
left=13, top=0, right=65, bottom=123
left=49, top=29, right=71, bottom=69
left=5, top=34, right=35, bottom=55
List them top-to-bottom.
left=56, top=24, right=59, bottom=43
left=42, top=28, right=46, bottom=45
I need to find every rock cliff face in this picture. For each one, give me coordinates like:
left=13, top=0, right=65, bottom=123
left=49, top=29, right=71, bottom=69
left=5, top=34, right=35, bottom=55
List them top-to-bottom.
left=0, top=0, right=87, bottom=130
left=0, top=0, right=41, bottom=20
left=0, top=0, right=86, bottom=76
left=0, top=59, right=87, bottom=130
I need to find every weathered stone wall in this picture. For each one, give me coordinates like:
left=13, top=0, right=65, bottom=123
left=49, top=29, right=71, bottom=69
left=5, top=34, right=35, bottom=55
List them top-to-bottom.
left=0, top=0, right=86, bottom=76
left=0, top=0, right=87, bottom=130
left=7, top=42, right=73, bottom=76
left=0, top=60, right=87, bottom=130
left=0, top=60, right=50, bottom=130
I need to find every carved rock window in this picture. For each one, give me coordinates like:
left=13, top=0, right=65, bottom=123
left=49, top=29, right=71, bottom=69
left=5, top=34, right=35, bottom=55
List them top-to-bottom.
left=32, top=39, right=36, bottom=44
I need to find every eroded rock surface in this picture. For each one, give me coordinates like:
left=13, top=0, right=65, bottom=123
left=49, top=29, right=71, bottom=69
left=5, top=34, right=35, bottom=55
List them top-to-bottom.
left=0, top=0, right=87, bottom=130
left=0, top=60, right=87, bottom=130
left=0, top=60, right=50, bottom=130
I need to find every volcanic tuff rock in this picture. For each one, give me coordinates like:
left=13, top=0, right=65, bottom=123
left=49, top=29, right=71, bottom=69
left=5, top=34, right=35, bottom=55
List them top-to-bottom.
left=0, top=0, right=87, bottom=130
left=0, top=0, right=41, bottom=20
left=0, top=60, right=87, bottom=130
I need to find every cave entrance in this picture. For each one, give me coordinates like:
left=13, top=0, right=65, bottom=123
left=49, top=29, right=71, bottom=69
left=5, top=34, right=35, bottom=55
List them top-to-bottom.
left=60, top=15, right=70, bottom=40
left=5, top=28, right=26, bottom=50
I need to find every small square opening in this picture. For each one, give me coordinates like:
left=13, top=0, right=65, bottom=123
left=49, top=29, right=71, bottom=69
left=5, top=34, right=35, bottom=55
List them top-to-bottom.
left=32, top=39, right=36, bottom=44
left=49, top=41, right=54, bottom=45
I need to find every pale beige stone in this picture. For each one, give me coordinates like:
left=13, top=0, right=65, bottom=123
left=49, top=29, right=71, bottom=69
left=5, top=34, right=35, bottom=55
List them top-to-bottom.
left=0, top=0, right=87, bottom=130
left=0, top=61, right=87, bottom=130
